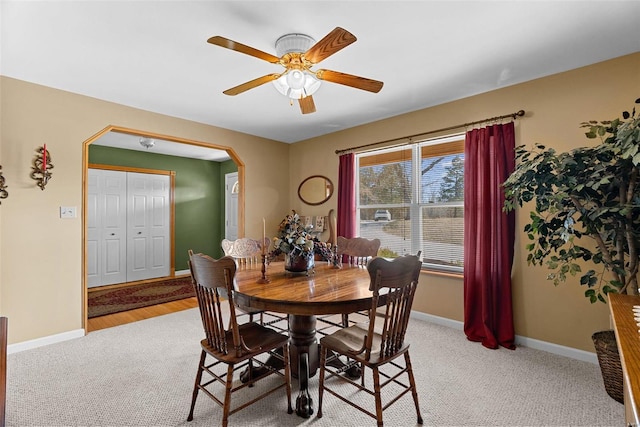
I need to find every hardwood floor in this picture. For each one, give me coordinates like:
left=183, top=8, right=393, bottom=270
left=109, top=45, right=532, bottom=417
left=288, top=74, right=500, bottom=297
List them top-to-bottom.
left=86, top=297, right=199, bottom=332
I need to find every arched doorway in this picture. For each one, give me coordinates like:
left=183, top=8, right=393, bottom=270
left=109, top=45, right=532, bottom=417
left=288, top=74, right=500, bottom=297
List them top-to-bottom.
left=81, top=125, right=245, bottom=330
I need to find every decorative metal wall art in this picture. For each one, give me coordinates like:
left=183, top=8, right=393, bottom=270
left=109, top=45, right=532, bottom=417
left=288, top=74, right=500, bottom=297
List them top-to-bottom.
left=30, top=144, right=53, bottom=190
left=0, top=165, right=8, bottom=203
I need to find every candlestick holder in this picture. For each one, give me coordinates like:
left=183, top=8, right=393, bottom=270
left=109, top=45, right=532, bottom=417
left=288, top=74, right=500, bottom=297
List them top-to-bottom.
left=30, top=145, right=53, bottom=190
left=0, top=165, right=8, bottom=204
left=331, top=244, right=342, bottom=269
left=256, top=253, right=271, bottom=283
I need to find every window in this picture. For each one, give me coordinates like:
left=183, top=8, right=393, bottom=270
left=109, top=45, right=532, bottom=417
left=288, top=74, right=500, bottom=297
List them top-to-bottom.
left=356, top=135, right=464, bottom=273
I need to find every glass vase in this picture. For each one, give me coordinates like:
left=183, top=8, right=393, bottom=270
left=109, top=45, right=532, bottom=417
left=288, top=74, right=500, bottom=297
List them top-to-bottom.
left=284, top=252, right=315, bottom=273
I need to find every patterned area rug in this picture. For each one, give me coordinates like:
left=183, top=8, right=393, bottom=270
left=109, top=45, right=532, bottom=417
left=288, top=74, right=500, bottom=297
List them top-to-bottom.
left=88, top=276, right=195, bottom=318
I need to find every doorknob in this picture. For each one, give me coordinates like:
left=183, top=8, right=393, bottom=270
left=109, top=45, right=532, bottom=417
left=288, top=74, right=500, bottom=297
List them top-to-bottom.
left=137, top=231, right=142, bottom=235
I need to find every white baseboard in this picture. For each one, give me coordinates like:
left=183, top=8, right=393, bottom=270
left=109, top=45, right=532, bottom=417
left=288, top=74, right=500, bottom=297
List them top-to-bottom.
left=8, top=273, right=192, bottom=355
left=411, top=310, right=464, bottom=331
left=411, top=311, right=598, bottom=365
left=7, top=312, right=599, bottom=364
left=7, top=328, right=85, bottom=355
left=515, top=335, right=598, bottom=364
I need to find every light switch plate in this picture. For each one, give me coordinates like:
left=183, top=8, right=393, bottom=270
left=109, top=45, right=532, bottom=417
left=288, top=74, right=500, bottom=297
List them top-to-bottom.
left=60, top=206, right=77, bottom=218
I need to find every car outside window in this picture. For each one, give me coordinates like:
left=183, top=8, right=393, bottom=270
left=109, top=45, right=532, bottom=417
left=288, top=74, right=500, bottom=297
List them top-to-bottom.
left=374, top=210, right=391, bottom=221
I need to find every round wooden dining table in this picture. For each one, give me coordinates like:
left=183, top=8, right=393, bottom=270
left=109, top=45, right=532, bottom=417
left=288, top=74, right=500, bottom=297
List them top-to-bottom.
left=233, top=260, right=374, bottom=418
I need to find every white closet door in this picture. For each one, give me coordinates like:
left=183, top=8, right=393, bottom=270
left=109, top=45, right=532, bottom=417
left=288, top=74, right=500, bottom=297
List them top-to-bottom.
left=87, top=169, right=127, bottom=287
left=126, top=172, right=170, bottom=282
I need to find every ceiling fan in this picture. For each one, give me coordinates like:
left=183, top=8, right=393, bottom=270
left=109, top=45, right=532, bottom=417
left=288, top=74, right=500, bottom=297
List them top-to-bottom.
left=207, top=27, right=384, bottom=114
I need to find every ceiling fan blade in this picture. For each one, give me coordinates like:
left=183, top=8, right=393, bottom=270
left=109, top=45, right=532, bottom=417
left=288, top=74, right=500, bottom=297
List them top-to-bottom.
left=304, top=27, right=357, bottom=64
left=208, top=36, right=281, bottom=64
left=316, top=69, right=384, bottom=93
left=223, top=73, right=282, bottom=96
left=298, top=95, right=316, bottom=114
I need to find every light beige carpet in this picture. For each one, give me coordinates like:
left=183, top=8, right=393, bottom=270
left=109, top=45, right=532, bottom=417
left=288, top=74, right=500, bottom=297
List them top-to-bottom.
left=5, top=308, right=623, bottom=426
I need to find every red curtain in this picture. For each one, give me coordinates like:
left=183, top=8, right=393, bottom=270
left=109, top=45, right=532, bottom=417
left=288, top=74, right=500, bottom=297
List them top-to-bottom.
left=463, top=122, right=516, bottom=350
left=337, top=153, right=356, bottom=239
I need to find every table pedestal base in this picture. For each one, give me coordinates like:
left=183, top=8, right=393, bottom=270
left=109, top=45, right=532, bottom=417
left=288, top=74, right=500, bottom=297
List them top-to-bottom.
left=239, top=313, right=362, bottom=418
left=289, top=314, right=317, bottom=418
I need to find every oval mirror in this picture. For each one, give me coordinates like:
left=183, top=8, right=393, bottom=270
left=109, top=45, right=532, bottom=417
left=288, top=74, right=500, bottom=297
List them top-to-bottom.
left=298, top=175, right=334, bottom=206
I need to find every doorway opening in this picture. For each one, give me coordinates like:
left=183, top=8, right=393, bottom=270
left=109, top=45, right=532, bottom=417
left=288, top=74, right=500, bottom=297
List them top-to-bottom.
left=82, top=125, right=245, bottom=331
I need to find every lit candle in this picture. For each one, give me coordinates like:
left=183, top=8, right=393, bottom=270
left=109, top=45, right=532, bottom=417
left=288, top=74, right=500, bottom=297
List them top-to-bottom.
left=42, top=144, right=47, bottom=171
left=262, top=218, right=266, bottom=255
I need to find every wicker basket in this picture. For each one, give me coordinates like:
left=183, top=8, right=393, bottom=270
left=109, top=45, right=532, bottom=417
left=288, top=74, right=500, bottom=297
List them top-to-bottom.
left=592, top=330, right=624, bottom=404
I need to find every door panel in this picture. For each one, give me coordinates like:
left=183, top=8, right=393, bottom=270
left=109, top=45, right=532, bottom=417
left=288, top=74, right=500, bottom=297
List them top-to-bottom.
left=89, top=168, right=170, bottom=286
left=87, top=169, right=127, bottom=287
left=101, top=172, right=127, bottom=285
left=127, top=172, right=170, bottom=282
left=86, top=173, right=100, bottom=286
left=147, top=175, right=170, bottom=276
left=131, top=236, right=147, bottom=271
left=151, top=236, right=166, bottom=268
left=104, top=239, right=123, bottom=273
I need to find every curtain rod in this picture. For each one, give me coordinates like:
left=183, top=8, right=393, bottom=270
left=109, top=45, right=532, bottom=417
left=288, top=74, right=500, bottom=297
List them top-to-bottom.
left=335, top=109, right=525, bottom=156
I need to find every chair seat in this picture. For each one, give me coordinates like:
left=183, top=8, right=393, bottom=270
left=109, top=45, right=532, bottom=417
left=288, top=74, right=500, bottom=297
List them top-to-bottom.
left=201, top=322, right=289, bottom=363
left=320, top=324, right=409, bottom=365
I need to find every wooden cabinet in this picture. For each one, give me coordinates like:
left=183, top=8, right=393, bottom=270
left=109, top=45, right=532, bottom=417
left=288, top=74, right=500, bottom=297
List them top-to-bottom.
left=609, top=293, right=640, bottom=426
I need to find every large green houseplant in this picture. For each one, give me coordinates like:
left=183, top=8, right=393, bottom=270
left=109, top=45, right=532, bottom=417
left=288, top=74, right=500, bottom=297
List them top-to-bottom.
left=503, top=97, right=640, bottom=403
left=503, top=97, right=640, bottom=301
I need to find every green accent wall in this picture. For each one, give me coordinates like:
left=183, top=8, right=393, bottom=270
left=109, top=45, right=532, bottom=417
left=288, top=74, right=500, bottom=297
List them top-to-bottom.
left=89, top=145, right=237, bottom=272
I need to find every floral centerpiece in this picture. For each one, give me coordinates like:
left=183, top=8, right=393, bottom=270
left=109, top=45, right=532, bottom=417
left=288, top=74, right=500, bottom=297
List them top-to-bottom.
left=269, top=211, right=332, bottom=272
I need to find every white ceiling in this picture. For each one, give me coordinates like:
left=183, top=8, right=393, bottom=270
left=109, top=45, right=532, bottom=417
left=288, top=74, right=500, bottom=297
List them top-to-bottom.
left=2, top=1, right=640, bottom=160
left=91, top=131, right=232, bottom=162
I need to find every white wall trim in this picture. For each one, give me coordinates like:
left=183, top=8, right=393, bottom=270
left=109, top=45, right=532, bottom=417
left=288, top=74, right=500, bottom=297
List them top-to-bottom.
left=175, top=269, right=190, bottom=276
left=411, top=311, right=598, bottom=365
left=7, top=312, right=599, bottom=364
left=7, top=328, right=85, bottom=355
left=515, top=335, right=598, bottom=364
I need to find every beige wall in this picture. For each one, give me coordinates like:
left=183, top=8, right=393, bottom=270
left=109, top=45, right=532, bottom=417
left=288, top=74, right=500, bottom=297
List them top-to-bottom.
left=289, top=52, right=640, bottom=352
left=1, top=53, right=639, bottom=351
left=0, top=77, right=290, bottom=344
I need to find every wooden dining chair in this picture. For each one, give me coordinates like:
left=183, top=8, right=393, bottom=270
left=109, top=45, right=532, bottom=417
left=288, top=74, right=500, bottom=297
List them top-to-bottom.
left=315, top=236, right=382, bottom=335
left=337, top=236, right=381, bottom=266
left=221, top=237, right=267, bottom=267
left=220, top=239, right=288, bottom=331
left=187, top=252, right=293, bottom=427
left=317, top=255, right=423, bottom=427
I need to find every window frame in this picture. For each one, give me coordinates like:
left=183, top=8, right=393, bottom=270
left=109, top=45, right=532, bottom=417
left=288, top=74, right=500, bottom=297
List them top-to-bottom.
left=355, top=133, right=465, bottom=274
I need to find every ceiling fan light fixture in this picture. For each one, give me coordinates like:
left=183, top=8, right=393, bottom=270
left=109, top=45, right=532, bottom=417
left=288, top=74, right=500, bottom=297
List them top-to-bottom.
left=271, top=33, right=322, bottom=100
left=273, top=70, right=321, bottom=99
left=139, top=137, right=155, bottom=149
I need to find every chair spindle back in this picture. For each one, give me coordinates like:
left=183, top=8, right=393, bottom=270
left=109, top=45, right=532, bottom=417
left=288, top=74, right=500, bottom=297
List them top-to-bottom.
left=337, top=236, right=381, bottom=266
left=221, top=238, right=269, bottom=267
left=188, top=252, right=243, bottom=357
left=365, top=255, right=421, bottom=360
